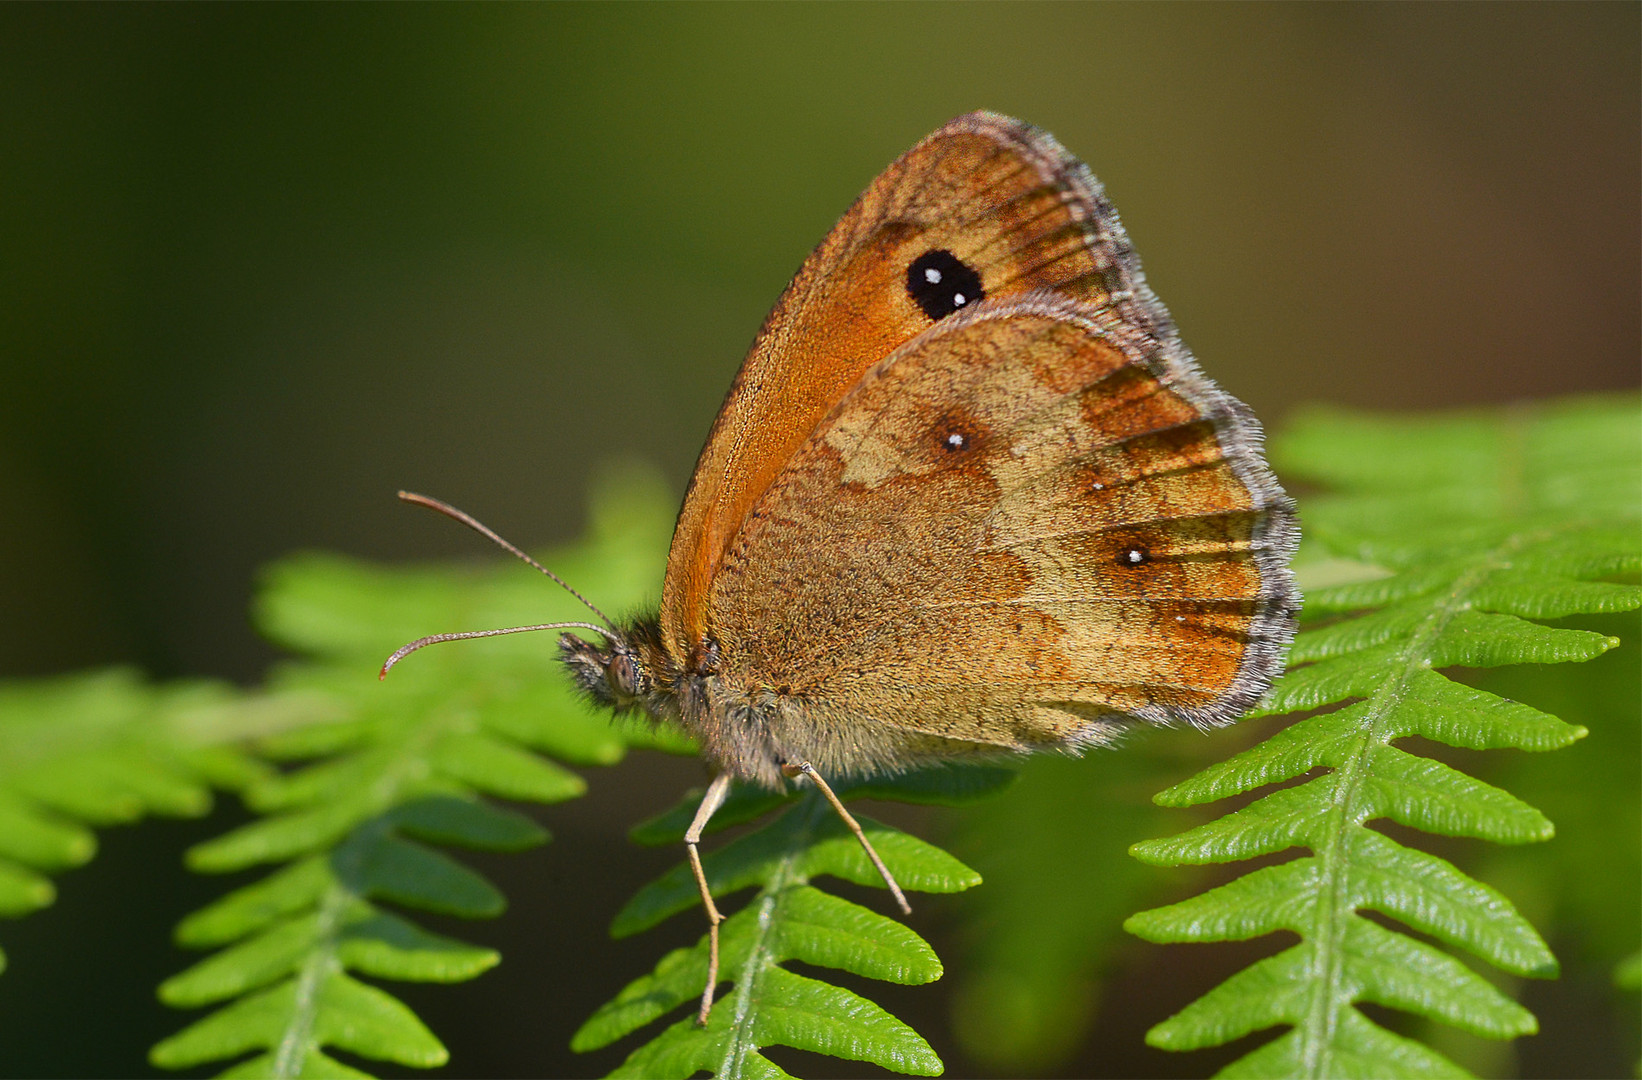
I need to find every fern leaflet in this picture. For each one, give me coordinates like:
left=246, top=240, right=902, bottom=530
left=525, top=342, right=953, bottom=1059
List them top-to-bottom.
left=1125, top=394, right=1641, bottom=1077
left=152, top=465, right=682, bottom=1076
left=0, top=668, right=278, bottom=973
left=575, top=765, right=1009, bottom=1078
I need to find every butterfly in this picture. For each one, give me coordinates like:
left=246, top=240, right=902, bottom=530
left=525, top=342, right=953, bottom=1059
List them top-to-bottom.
left=385, top=111, right=1300, bottom=1024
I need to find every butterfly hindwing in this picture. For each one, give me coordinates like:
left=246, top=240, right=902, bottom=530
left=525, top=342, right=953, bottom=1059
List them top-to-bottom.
left=704, top=296, right=1296, bottom=774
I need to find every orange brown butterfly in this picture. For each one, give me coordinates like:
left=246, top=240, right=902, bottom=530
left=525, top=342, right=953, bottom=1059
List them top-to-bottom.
left=384, top=111, right=1300, bottom=1024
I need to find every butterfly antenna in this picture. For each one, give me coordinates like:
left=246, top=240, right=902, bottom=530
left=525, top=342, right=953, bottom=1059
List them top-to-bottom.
left=396, top=491, right=618, bottom=629
left=380, top=621, right=617, bottom=679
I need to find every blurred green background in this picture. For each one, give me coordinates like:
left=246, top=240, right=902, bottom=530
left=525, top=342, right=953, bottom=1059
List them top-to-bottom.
left=0, top=4, right=1636, bottom=1078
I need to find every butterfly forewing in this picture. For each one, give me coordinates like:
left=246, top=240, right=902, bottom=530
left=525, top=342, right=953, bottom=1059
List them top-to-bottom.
left=662, top=112, right=1150, bottom=659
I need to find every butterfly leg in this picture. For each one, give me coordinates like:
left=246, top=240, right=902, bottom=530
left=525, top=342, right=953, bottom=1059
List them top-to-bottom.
left=783, top=761, right=912, bottom=916
left=685, top=771, right=734, bottom=1025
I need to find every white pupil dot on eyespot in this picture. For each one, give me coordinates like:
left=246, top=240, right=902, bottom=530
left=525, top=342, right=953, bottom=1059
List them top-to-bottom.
left=924, top=267, right=942, bottom=284
left=952, top=293, right=966, bottom=306
left=946, top=432, right=965, bottom=449
left=1092, top=481, right=1105, bottom=490
left=1126, top=550, right=1144, bottom=564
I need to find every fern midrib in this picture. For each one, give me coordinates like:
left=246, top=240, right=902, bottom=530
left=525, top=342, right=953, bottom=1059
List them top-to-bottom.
left=1298, top=527, right=1541, bottom=1076
left=264, top=702, right=466, bottom=1077
left=716, top=792, right=823, bottom=1080
left=271, top=877, right=350, bottom=1076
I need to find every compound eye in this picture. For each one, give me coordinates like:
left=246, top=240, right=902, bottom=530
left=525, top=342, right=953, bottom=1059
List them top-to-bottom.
left=608, top=652, right=641, bottom=698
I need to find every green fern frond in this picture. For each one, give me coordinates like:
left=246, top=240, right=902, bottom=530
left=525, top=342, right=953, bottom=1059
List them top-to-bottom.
left=1125, top=394, right=1641, bottom=1077
left=153, top=464, right=681, bottom=1076
left=0, top=667, right=281, bottom=972
left=575, top=765, right=1008, bottom=1078
left=151, top=795, right=543, bottom=1076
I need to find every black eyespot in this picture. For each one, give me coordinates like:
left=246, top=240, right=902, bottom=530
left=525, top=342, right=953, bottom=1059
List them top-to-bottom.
left=907, top=249, right=984, bottom=321
left=1118, top=546, right=1150, bottom=567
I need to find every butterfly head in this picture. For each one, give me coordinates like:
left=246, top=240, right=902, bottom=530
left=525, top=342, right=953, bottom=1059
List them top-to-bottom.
left=558, top=618, right=669, bottom=714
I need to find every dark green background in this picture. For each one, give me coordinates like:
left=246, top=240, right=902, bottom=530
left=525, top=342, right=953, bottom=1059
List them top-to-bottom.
left=0, top=4, right=1636, bottom=1078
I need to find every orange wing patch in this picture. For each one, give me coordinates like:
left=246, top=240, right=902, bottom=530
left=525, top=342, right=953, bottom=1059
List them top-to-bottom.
left=661, top=112, right=1150, bottom=663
